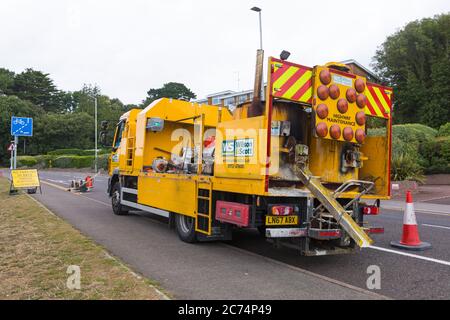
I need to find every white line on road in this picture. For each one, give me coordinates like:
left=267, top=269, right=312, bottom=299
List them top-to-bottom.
left=421, top=195, right=450, bottom=203
left=382, top=206, right=450, bottom=216
left=422, top=223, right=450, bottom=230
left=368, top=246, right=450, bottom=267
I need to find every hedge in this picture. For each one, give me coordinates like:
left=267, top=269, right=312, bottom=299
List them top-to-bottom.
left=438, top=122, right=450, bottom=137
left=368, top=123, right=449, bottom=180
left=420, top=137, right=450, bottom=174
left=47, top=148, right=111, bottom=156
left=47, top=148, right=84, bottom=156
left=16, top=154, right=109, bottom=170
left=16, top=156, right=38, bottom=168
left=52, top=156, right=93, bottom=168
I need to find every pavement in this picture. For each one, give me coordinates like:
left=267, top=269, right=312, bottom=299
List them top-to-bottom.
left=3, top=169, right=450, bottom=299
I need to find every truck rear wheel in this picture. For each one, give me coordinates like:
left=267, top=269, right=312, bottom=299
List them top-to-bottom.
left=111, top=182, right=129, bottom=215
left=175, top=214, right=197, bottom=243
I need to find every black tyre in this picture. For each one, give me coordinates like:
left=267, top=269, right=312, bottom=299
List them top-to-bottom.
left=111, top=182, right=128, bottom=215
left=27, top=187, right=37, bottom=194
left=175, top=214, right=197, bottom=243
left=257, top=226, right=266, bottom=237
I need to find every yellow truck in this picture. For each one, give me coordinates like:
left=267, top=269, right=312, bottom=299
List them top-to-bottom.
left=106, top=51, right=393, bottom=256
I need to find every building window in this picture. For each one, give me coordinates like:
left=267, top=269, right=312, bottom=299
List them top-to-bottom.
left=212, top=97, right=220, bottom=105
left=224, top=97, right=235, bottom=107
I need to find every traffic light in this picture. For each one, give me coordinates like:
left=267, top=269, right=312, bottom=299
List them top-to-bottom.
left=99, top=121, right=109, bottom=146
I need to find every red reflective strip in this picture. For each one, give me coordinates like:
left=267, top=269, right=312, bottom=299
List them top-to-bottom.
left=276, top=68, right=308, bottom=97
left=291, top=78, right=312, bottom=101
left=368, top=86, right=388, bottom=118
left=379, top=88, right=392, bottom=109
left=365, top=97, right=377, bottom=116
left=369, top=227, right=384, bottom=234
left=319, top=231, right=341, bottom=237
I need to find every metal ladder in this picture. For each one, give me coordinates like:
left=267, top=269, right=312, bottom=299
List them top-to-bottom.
left=126, top=137, right=135, bottom=170
left=295, top=168, right=373, bottom=248
left=195, top=179, right=213, bottom=236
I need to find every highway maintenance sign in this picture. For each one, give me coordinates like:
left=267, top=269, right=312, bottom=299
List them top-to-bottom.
left=11, top=116, right=33, bottom=137
left=10, top=169, right=41, bottom=194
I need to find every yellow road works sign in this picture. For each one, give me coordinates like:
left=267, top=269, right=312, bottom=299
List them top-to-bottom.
left=11, top=169, right=40, bottom=188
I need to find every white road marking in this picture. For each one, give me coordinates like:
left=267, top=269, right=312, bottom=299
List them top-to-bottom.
left=46, top=179, right=67, bottom=184
left=421, top=195, right=450, bottom=202
left=382, top=206, right=450, bottom=216
left=422, top=224, right=450, bottom=230
left=368, top=246, right=450, bottom=267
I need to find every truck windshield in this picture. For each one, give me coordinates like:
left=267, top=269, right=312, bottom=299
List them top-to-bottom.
left=113, top=121, right=125, bottom=150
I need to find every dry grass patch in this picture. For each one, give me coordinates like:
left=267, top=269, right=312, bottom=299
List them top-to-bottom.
left=0, top=178, right=168, bottom=300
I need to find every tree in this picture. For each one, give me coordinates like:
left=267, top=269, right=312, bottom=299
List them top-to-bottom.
left=372, top=13, right=450, bottom=128
left=0, top=68, right=15, bottom=95
left=12, top=68, right=64, bottom=112
left=141, top=82, right=196, bottom=107
left=0, top=95, right=43, bottom=163
left=30, top=112, right=95, bottom=155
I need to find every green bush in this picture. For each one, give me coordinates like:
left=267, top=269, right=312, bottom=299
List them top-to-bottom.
left=371, top=123, right=448, bottom=178
left=438, top=123, right=450, bottom=137
left=419, top=136, right=450, bottom=174
left=47, top=148, right=111, bottom=156
left=47, top=149, right=84, bottom=156
left=391, top=153, right=425, bottom=183
left=34, top=155, right=54, bottom=169
left=16, top=156, right=38, bottom=168
left=52, top=156, right=93, bottom=168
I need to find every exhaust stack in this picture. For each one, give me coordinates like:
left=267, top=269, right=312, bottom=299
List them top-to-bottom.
left=248, top=49, right=264, bottom=117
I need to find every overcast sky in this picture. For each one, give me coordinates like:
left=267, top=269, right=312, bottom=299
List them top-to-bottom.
left=1, top=0, right=449, bottom=105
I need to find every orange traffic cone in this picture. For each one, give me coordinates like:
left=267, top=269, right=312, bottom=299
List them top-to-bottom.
left=85, top=176, right=93, bottom=189
left=390, top=191, right=431, bottom=251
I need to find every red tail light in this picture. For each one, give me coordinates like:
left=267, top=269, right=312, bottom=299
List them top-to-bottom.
left=271, top=205, right=294, bottom=216
left=363, top=205, right=380, bottom=215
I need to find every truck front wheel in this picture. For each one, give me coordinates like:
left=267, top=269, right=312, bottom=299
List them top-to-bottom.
left=111, top=182, right=128, bottom=215
left=175, top=214, right=197, bottom=243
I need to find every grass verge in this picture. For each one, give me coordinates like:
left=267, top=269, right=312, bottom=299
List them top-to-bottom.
left=0, top=177, right=168, bottom=299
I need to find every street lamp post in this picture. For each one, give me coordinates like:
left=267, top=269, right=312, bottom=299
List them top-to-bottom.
left=251, top=6, right=264, bottom=99
left=251, top=7, right=263, bottom=50
left=94, top=96, right=98, bottom=174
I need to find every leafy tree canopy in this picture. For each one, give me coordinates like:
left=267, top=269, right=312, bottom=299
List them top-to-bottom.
left=372, top=13, right=450, bottom=128
left=0, top=68, right=15, bottom=95
left=12, top=68, right=66, bottom=112
left=141, top=82, right=196, bottom=107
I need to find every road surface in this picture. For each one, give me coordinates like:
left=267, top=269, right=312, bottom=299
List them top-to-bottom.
left=5, top=169, right=450, bottom=299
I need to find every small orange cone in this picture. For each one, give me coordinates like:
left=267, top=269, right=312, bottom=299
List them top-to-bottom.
left=85, top=176, right=93, bottom=189
left=390, top=191, right=431, bottom=251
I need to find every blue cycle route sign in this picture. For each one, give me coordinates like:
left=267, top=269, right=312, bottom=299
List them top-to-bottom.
left=11, top=116, right=33, bottom=137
